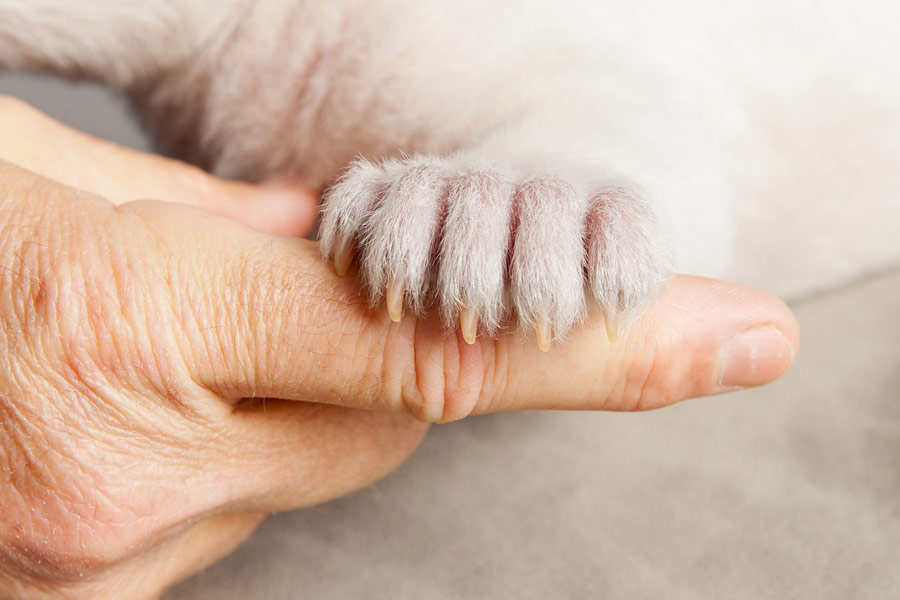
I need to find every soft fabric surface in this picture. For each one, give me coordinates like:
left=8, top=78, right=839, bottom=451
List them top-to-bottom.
left=3, top=75, right=897, bottom=600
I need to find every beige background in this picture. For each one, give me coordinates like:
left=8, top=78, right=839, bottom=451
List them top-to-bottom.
left=2, top=74, right=898, bottom=599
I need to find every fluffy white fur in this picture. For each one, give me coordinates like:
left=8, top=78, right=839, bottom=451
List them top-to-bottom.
left=1, top=0, right=898, bottom=342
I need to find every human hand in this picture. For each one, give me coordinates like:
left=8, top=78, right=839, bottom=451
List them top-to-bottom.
left=0, top=96, right=428, bottom=598
left=0, top=97, right=799, bottom=598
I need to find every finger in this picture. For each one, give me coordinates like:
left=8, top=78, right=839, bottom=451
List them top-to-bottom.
left=0, top=95, right=318, bottom=237
left=161, top=205, right=797, bottom=421
left=482, top=276, right=800, bottom=414
left=219, top=403, right=429, bottom=511
left=81, top=512, right=266, bottom=599
left=157, top=512, right=266, bottom=588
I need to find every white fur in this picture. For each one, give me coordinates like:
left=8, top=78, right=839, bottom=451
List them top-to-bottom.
left=1, top=0, right=898, bottom=339
left=437, top=170, right=515, bottom=335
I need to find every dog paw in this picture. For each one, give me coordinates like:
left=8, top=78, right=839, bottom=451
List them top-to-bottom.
left=319, top=156, right=671, bottom=349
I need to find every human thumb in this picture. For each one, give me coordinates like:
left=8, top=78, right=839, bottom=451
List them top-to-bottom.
left=137, top=195, right=798, bottom=422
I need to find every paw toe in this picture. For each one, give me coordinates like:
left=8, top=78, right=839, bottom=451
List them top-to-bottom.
left=320, top=158, right=672, bottom=345
left=360, top=158, right=450, bottom=314
left=437, top=170, right=516, bottom=335
left=509, top=176, right=590, bottom=340
left=585, top=187, right=672, bottom=319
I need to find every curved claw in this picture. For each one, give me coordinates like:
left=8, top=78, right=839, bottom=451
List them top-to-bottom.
left=333, top=234, right=356, bottom=277
left=386, top=275, right=405, bottom=323
left=460, top=307, right=478, bottom=345
left=605, top=309, right=618, bottom=344
left=536, top=319, right=552, bottom=352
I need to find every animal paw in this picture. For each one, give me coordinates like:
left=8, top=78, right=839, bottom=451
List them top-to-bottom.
left=318, top=156, right=672, bottom=349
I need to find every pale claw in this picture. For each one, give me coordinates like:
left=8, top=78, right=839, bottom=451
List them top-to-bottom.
left=333, top=234, right=356, bottom=277
left=386, top=275, right=405, bottom=323
left=460, top=307, right=477, bottom=345
left=605, top=310, right=618, bottom=344
left=536, top=319, right=552, bottom=352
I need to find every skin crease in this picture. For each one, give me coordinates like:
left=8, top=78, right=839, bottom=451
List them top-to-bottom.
left=0, top=97, right=798, bottom=598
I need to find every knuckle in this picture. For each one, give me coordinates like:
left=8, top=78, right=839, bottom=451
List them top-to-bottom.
left=0, top=174, right=224, bottom=586
left=2, top=194, right=195, bottom=402
left=1, top=208, right=66, bottom=348
left=404, top=326, right=486, bottom=423
left=612, top=334, right=684, bottom=411
left=620, top=351, right=660, bottom=411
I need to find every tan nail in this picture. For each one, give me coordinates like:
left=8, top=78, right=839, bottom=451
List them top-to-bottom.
left=333, top=235, right=355, bottom=277
left=386, top=275, right=405, bottom=323
left=460, top=307, right=478, bottom=344
left=605, top=310, right=618, bottom=344
left=536, top=319, right=552, bottom=352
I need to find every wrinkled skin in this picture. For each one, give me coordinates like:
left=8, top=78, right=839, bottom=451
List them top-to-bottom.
left=0, top=97, right=798, bottom=598
left=0, top=97, right=427, bottom=598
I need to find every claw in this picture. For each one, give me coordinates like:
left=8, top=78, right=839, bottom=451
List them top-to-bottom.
left=333, top=234, right=356, bottom=277
left=386, top=275, right=405, bottom=323
left=460, top=307, right=477, bottom=345
left=605, top=309, right=618, bottom=344
left=536, top=318, right=552, bottom=352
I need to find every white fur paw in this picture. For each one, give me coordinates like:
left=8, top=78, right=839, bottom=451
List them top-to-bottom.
left=319, top=156, right=672, bottom=349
